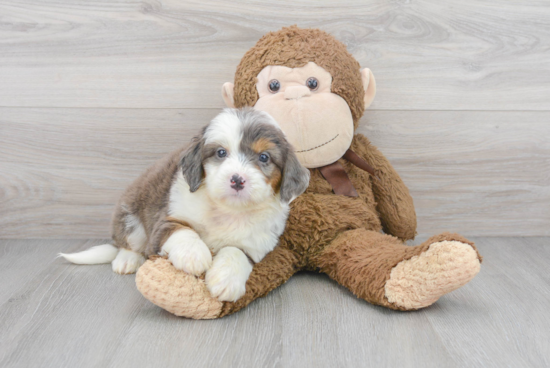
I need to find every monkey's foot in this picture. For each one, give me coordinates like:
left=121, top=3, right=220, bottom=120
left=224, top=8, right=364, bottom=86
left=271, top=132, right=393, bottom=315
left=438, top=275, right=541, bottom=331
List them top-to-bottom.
left=384, top=240, right=481, bottom=309
left=136, top=257, right=222, bottom=319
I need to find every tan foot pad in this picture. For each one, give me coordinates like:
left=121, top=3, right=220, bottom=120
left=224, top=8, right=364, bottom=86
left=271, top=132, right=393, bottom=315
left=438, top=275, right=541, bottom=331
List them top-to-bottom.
left=385, top=241, right=481, bottom=309
left=136, top=257, right=222, bottom=319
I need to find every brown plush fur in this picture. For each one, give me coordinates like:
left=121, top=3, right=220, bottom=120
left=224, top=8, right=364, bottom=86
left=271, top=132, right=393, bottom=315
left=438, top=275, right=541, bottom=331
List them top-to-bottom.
left=136, top=26, right=482, bottom=318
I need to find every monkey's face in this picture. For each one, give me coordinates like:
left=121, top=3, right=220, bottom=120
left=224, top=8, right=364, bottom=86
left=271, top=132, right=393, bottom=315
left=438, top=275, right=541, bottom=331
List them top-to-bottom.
left=253, top=62, right=354, bottom=168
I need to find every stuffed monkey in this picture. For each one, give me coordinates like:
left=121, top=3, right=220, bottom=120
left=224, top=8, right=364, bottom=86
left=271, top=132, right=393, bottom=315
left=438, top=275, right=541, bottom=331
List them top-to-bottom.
left=136, top=26, right=482, bottom=319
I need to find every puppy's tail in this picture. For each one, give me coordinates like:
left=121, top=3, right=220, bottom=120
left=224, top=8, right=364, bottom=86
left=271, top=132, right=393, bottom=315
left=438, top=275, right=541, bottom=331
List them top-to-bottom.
left=58, top=244, right=119, bottom=265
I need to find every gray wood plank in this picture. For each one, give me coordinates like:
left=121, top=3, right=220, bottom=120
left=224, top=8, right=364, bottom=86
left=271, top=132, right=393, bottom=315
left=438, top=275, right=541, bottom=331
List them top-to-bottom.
left=0, top=0, right=549, bottom=110
left=1, top=108, right=548, bottom=238
left=424, top=237, right=550, bottom=367
left=1, top=238, right=549, bottom=368
left=0, top=239, right=95, bottom=305
left=0, top=240, right=147, bottom=368
left=279, top=273, right=456, bottom=368
left=106, top=284, right=283, bottom=368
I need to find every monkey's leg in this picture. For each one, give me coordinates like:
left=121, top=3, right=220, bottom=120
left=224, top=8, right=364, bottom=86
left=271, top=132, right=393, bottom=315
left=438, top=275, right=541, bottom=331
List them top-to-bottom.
left=313, top=229, right=482, bottom=310
left=136, top=245, right=302, bottom=319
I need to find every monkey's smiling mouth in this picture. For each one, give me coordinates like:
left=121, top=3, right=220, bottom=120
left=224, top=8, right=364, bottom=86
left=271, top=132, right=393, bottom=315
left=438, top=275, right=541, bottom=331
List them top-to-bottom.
left=295, top=134, right=339, bottom=153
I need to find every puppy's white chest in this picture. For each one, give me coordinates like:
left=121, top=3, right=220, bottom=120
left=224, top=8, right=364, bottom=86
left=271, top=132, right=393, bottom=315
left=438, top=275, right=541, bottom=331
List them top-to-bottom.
left=168, top=173, right=288, bottom=262
left=186, top=205, right=285, bottom=262
left=202, top=208, right=267, bottom=245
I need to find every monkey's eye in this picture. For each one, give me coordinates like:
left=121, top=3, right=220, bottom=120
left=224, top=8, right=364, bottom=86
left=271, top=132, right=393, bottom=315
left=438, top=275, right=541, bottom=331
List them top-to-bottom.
left=306, top=77, right=319, bottom=91
left=268, top=79, right=280, bottom=93
left=217, top=149, right=227, bottom=158
left=259, top=153, right=270, bottom=163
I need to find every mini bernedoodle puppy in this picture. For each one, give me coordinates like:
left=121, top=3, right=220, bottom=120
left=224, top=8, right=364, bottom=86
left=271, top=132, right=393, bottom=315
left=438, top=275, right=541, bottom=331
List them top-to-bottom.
left=60, top=108, right=310, bottom=301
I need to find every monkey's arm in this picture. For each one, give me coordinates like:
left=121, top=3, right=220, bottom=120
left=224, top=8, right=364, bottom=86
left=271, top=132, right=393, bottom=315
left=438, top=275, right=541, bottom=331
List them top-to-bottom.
left=351, top=134, right=417, bottom=241
left=136, top=244, right=301, bottom=319
left=217, top=245, right=301, bottom=317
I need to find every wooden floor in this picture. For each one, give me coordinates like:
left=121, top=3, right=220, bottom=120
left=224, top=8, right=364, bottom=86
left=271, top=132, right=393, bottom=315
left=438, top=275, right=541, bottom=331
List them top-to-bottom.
left=1, top=237, right=549, bottom=368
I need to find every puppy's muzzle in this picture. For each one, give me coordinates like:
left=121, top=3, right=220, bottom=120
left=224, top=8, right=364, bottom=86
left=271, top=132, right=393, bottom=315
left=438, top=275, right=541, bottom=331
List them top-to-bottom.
left=230, top=174, right=246, bottom=192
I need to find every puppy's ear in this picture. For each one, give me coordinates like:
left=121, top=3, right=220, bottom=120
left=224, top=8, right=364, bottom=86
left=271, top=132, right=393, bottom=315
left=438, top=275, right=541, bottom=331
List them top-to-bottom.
left=180, top=133, right=205, bottom=192
left=280, top=150, right=310, bottom=203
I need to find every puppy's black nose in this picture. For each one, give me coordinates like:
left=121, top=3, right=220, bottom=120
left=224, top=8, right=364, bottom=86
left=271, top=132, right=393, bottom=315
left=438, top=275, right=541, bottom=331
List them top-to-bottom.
left=230, top=174, right=245, bottom=191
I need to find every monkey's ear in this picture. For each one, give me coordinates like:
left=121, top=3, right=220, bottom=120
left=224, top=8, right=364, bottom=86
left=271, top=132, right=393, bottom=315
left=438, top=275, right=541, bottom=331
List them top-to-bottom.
left=361, top=68, right=377, bottom=109
left=222, top=82, right=236, bottom=108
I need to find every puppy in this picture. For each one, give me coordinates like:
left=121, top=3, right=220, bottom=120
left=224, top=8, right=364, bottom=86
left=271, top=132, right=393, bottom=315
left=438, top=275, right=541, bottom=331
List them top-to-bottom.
left=60, top=108, right=310, bottom=302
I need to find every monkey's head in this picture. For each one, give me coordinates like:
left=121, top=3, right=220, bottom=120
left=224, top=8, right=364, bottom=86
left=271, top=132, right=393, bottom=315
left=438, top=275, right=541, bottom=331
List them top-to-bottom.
left=221, top=26, right=376, bottom=168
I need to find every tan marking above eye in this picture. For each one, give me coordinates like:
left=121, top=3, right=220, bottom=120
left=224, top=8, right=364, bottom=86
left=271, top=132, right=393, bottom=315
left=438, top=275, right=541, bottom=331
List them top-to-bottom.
left=251, top=138, right=276, bottom=153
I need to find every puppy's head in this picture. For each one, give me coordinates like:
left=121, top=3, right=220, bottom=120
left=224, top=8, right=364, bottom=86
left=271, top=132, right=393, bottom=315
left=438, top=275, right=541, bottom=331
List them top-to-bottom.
left=180, top=108, right=310, bottom=207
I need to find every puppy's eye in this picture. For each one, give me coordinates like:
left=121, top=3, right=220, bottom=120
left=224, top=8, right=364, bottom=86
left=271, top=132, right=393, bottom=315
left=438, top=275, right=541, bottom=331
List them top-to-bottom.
left=306, top=77, right=319, bottom=91
left=268, top=79, right=280, bottom=93
left=217, top=149, right=227, bottom=158
left=259, top=153, right=269, bottom=163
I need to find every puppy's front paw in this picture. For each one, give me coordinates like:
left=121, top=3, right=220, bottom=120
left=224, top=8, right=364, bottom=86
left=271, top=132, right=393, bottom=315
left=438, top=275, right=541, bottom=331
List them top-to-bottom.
left=160, top=229, right=212, bottom=276
left=205, top=247, right=253, bottom=302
